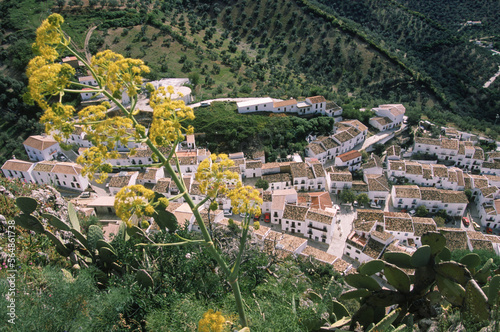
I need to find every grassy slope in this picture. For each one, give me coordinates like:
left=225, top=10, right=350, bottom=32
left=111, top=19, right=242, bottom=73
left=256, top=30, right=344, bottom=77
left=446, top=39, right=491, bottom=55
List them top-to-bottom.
left=0, top=0, right=499, bottom=165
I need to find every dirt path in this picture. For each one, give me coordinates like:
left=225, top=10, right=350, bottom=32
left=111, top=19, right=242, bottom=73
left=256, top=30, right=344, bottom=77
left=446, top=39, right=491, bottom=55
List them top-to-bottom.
left=84, top=25, right=98, bottom=63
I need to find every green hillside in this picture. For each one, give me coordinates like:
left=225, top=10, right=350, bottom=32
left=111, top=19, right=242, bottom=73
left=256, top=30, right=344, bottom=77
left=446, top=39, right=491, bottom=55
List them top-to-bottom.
left=0, top=0, right=499, bottom=164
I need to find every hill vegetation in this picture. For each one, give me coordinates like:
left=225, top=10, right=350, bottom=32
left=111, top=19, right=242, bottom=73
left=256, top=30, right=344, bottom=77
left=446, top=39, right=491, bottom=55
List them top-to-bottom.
left=0, top=0, right=499, bottom=163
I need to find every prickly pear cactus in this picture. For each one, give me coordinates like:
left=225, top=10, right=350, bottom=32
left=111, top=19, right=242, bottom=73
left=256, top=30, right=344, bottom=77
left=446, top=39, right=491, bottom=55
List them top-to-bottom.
left=337, top=231, right=497, bottom=329
left=136, top=269, right=154, bottom=289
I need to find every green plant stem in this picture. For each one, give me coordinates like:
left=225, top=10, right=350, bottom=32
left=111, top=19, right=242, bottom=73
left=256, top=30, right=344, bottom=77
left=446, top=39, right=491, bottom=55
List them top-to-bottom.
left=64, top=44, right=250, bottom=327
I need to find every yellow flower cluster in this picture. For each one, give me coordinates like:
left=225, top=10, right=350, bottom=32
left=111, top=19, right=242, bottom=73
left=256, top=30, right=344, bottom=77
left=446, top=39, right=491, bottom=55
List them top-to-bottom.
left=32, top=13, right=67, bottom=60
left=25, top=14, right=75, bottom=109
left=91, top=50, right=149, bottom=98
left=27, top=61, right=75, bottom=109
left=148, top=86, right=195, bottom=147
left=40, top=103, right=76, bottom=142
left=76, top=146, right=117, bottom=183
left=195, top=154, right=239, bottom=198
left=226, top=183, right=263, bottom=217
left=114, top=185, right=157, bottom=227
left=198, top=309, right=226, bottom=332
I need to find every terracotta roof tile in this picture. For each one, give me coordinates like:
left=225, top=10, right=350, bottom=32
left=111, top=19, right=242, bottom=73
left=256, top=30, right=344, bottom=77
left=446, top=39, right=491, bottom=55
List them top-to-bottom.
left=273, top=99, right=297, bottom=107
left=23, top=135, right=58, bottom=150
left=415, top=137, right=440, bottom=146
left=440, top=138, right=459, bottom=150
left=386, top=145, right=401, bottom=157
left=338, top=150, right=361, bottom=162
left=1, top=159, right=34, bottom=172
left=33, top=161, right=57, bottom=172
left=51, top=162, right=83, bottom=175
left=432, top=164, right=449, bottom=178
left=328, top=167, right=352, bottom=182
left=108, top=172, right=137, bottom=188
left=263, top=172, right=292, bottom=183
left=366, top=174, right=389, bottom=192
left=153, top=178, right=171, bottom=193
left=352, top=180, right=369, bottom=192
left=393, top=185, right=421, bottom=199
left=283, top=204, right=309, bottom=221
left=306, top=208, right=335, bottom=225
left=357, top=209, right=385, bottom=223
left=385, top=216, right=414, bottom=233
left=412, top=217, right=437, bottom=236
left=353, top=219, right=376, bottom=232
left=438, top=228, right=468, bottom=251
left=300, top=246, right=337, bottom=264
left=332, top=258, right=351, bottom=274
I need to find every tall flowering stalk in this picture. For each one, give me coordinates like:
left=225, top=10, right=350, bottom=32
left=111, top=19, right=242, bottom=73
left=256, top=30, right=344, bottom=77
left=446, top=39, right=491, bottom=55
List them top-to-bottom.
left=26, top=14, right=262, bottom=328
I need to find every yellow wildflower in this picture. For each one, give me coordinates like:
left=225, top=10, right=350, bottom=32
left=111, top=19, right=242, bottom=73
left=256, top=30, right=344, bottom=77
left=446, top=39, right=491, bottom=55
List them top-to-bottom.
left=32, top=13, right=67, bottom=59
left=91, top=50, right=149, bottom=98
left=27, top=62, right=75, bottom=109
left=148, top=86, right=195, bottom=147
left=40, top=103, right=76, bottom=142
left=76, top=146, right=115, bottom=183
left=195, top=154, right=239, bottom=198
left=227, top=183, right=263, bottom=217
left=114, top=185, right=156, bottom=227
left=198, top=309, right=226, bottom=332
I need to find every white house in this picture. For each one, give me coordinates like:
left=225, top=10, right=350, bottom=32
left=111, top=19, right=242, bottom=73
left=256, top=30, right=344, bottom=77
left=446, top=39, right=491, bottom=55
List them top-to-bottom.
left=236, top=98, right=275, bottom=113
left=370, top=104, right=405, bottom=130
left=23, top=135, right=60, bottom=162
left=305, top=136, right=340, bottom=164
left=334, top=150, right=362, bottom=171
left=1, top=159, right=35, bottom=183
left=244, top=160, right=263, bottom=178
left=30, top=161, right=88, bottom=191
left=50, top=162, right=89, bottom=191
left=136, top=167, right=165, bottom=185
left=326, top=167, right=353, bottom=194
left=108, top=171, right=139, bottom=195
left=263, top=172, right=292, bottom=191
left=365, top=174, right=390, bottom=205
left=391, top=185, right=421, bottom=211
left=304, top=208, right=336, bottom=243
left=383, top=212, right=415, bottom=243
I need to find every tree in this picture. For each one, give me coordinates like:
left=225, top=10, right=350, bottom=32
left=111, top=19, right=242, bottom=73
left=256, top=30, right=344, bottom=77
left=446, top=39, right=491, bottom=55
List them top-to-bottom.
left=25, top=14, right=261, bottom=327
left=188, top=72, right=200, bottom=86
left=255, top=179, right=269, bottom=191
left=340, top=189, right=356, bottom=203
left=464, top=189, right=473, bottom=202
left=356, top=193, right=369, bottom=206
left=416, top=205, right=428, bottom=217
left=435, top=209, right=449, bottom=222
left=434, top=216, right=445, bottom=227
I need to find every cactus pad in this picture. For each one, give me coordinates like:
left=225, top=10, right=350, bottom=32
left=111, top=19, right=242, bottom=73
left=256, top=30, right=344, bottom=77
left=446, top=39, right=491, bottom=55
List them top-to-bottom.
left=15, top=196, right=38, bottom=214
left=67, top=202, right=81, bottom=232
left=153, top=209, right=178, bottom=233
left=42, top=213, right=71, bottom=231
left=14, top=214, right=45, bottom=233
left=87, top=225, right=104, bottom=251
left=410, top=245, right=431, bottom=267
left=384, top=251, right=414, bottom=269
left=358, top=259, right=385, bottom=276
left=384, top=263, right=411, bottom=294
left=136, top=269, right=154, bottom=289
left=345, top=273, right=381, bottom=291
left=463, top=279, right=489, bottom=322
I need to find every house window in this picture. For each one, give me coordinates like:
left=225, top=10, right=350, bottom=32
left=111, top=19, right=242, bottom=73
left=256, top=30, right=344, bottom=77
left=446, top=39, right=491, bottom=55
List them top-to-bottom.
left=355, top=250, right=360, bottom=254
